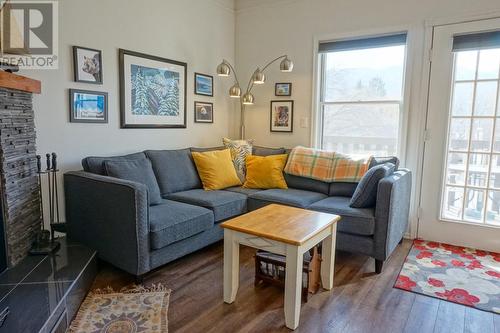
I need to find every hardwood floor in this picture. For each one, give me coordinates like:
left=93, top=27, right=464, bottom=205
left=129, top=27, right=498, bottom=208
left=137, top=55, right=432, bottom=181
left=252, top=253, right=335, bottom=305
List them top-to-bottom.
left=92, top=240, right=499, bottom=333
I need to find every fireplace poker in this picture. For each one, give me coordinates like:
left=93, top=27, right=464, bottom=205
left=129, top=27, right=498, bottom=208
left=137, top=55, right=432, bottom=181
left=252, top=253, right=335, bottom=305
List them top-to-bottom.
left=45, top=153, right=53, bottom=225
left=51, top=153, right=60, bottom=224
left=36, top=155, right=45, bottom=230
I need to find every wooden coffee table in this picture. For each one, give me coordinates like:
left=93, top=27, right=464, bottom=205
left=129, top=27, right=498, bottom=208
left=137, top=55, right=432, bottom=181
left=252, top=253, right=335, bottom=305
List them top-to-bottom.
left=220, top=204, right=341, bottom=330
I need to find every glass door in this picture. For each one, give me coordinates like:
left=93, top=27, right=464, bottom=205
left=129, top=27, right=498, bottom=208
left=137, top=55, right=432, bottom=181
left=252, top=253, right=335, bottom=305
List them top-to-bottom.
left=419, top=18, right=500, bottom=252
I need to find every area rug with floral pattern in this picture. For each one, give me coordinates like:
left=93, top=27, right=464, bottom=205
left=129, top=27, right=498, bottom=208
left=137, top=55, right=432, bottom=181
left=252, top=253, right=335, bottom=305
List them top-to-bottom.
left=395, top=240, right=500, bottom=314
left=68, top=284, right=171, bottom=333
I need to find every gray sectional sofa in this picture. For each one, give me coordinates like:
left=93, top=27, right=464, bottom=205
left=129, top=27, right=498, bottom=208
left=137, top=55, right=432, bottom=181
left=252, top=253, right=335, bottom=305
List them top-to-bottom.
left=64, top=146, right=412, bottom=279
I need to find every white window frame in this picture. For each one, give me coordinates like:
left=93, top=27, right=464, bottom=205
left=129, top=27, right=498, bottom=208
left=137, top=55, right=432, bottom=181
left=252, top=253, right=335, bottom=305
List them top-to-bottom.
left=311, top=28, right=413, bottom=163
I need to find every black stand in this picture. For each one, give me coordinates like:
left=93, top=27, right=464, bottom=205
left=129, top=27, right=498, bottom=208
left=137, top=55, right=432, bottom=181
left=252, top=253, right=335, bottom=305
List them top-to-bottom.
left=29, top=153, right=61, bottom=255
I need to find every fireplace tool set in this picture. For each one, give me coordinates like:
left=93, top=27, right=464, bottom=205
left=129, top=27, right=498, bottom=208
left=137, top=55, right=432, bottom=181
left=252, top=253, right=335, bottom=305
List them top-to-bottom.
left=29, top=153, right=63, bottom=255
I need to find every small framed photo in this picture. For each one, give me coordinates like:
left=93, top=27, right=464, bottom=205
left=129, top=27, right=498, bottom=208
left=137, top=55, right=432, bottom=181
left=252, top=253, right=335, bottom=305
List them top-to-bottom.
left=73, top=46, right=103, bottom=84
left=194, top=73, right=213, bottom=96
left=275, top=82, right=292, bottom=96
left=69, top=89, right=108, bottom=123
left=270, top=100, right=293, bottom=132
left=194, top=101, right=213, bottom=123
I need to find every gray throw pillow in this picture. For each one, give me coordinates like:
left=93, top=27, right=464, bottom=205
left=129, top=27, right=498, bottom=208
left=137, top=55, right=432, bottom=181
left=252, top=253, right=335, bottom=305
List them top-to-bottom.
left=104, top=158, right=163, bottom=205
left=349, top=163, right=396, bottom=208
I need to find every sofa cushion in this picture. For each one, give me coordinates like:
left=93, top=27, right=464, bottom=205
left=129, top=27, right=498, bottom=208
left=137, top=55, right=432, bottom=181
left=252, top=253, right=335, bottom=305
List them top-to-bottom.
left=190, top=146, right=226, bottom=152
left=252, top=146, right=286, bottom=156
left=145, top=149, right=201, bottom=195
left=82, top=152, right=146, bottom=175
left=370, top=156, right=399, bottom=169
left=104, top=158, right=163, bottom=205
left=350, top=163, right=396, bottom=208
left=284, top=173, right=330, bottom=195
left=329, top=182, right=357, bottom=197
left=224, top=186, right=263, bottom=196
left=249, top=188, right=327, bottom=208
left=166, top=189, right=247, bottom=221
left=309, top=196, right=375, bottom=236
left=149, top=200, right=214, bottom=249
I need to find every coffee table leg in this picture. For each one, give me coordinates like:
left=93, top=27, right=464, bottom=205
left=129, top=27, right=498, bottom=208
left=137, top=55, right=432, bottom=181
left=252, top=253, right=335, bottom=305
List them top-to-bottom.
left=321, top=224, right=336, bottom=290
left=223, top=229, right=239, bottom=303
left=284, top=244, right=302, bottom=330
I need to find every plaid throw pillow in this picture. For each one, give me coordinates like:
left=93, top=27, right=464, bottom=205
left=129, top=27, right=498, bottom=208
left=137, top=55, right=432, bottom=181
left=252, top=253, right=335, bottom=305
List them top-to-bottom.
left=223, top=138, right=254, bottom=182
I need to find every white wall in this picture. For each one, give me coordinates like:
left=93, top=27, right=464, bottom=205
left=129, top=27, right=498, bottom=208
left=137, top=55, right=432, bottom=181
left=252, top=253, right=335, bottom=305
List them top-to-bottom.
left=20, top=0, right=236, bottom=225
left=235, top=0, right=500, bottom=236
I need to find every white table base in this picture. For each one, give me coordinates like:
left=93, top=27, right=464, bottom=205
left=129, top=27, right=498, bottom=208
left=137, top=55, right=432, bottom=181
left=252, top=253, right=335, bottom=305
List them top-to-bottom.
left=223, top=224, right=337, bottom=330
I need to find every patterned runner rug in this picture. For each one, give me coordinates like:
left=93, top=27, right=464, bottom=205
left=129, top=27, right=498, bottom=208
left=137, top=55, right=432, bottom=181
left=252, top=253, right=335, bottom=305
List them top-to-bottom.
left=395, top=240, right=500, bottom=314
left=69, top=284, right=171, bottom=332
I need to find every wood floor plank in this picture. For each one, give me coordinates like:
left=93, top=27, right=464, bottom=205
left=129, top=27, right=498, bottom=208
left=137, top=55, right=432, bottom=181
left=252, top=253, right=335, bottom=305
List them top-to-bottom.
left=90, top=239, right=490, bottom=333
left=403, top=295, right=439, bottom=333
left=434, top=301, right=466, bottom=333
left=464, top=307, right=494, bottom=333
left=494, top=313, right=500, bottom=333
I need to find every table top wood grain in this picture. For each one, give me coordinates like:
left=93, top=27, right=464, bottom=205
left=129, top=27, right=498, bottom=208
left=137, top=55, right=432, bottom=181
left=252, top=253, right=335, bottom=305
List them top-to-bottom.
left=220, top=204, right=341, bottom=245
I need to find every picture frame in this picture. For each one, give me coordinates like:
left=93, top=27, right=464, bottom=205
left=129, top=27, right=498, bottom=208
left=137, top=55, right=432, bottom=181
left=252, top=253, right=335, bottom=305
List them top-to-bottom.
left=73, top=46, right=103, bottom=84
left=119, top=48, right=187, bottom=128
left=194, top=73, right=214, bottom=96
left=275, top=82, right=292, bottom=96
left=69, top=89, right=108, bottom=123
left=270, top=100, right=293, bottom=132
left=194, top=101, right=214, bottom=123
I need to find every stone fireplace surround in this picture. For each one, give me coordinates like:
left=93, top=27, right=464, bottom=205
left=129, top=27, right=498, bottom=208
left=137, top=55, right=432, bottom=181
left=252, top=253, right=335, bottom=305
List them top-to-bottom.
left=0, top=71, right=42, bottom=268
left=0, top=72, right=97, bottom=332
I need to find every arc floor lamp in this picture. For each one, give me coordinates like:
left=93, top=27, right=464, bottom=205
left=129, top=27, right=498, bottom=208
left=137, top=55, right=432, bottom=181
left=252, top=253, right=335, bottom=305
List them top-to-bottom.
left=216, top=55, right=293, bottom=139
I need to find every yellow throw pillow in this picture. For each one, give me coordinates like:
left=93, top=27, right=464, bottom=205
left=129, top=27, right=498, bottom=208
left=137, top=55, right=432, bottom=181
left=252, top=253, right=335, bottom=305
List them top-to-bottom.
left=192, top=149, right=242, bottom=190
left=243, top=154, right=288, bottom=189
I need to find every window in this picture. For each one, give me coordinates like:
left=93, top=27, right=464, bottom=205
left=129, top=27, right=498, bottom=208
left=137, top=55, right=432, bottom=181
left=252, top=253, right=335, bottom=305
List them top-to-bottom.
left=441, top=31, right=500, bottom=226
left=317, top=34, right=407, bottom=156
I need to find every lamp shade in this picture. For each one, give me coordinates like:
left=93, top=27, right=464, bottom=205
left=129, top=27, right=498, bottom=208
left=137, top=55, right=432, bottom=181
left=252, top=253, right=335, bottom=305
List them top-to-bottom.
left=280, top=57, right=293, bottom=72
left=216, top=61, right=231, bottom=76
left=252, top=69, right=266, bottom=84
left=229, top=84, right=241, bottom=98
left=242, top=92, right=254, bottom=105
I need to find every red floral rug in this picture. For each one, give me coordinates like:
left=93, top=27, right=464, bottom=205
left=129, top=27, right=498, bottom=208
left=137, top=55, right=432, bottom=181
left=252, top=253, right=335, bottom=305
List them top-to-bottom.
left=395, top=240, right=500, bottom=313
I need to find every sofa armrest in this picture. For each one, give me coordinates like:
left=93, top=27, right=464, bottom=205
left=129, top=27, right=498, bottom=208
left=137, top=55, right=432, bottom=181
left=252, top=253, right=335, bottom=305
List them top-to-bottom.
left=374, top=169, right=412, bottom=260
left=64, top=171, right=150, bottom=276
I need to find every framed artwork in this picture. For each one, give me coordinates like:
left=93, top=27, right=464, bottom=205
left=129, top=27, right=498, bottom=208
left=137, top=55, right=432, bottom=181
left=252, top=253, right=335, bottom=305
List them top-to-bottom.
left=73, top=46, right=103, bottom=84
left=119, top=49, right=187, bottom=128
left=194, top=73, right=213, bottom=96
left=275, top=82, right=292, bottom=96
left=69, top=89, right=108, bottom=123
left=270, top=100, right=293, bottom=132
left=194, top=101, right=214, bottom=123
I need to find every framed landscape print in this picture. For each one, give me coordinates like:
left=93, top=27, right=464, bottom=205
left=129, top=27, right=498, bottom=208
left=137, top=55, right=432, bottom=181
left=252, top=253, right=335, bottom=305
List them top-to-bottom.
left=73, top=46, right=103, bottom=84
left=119, top=49, right=187, bottom=128
left=194, top=73, right=213, bottom=96
left=275, top=82, right=292, bottom=96
left=69, top=89, right=108, bottom=123
left=270, top=100, right=293, bottom=132
left=194, top=101, right=213, bottom=123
